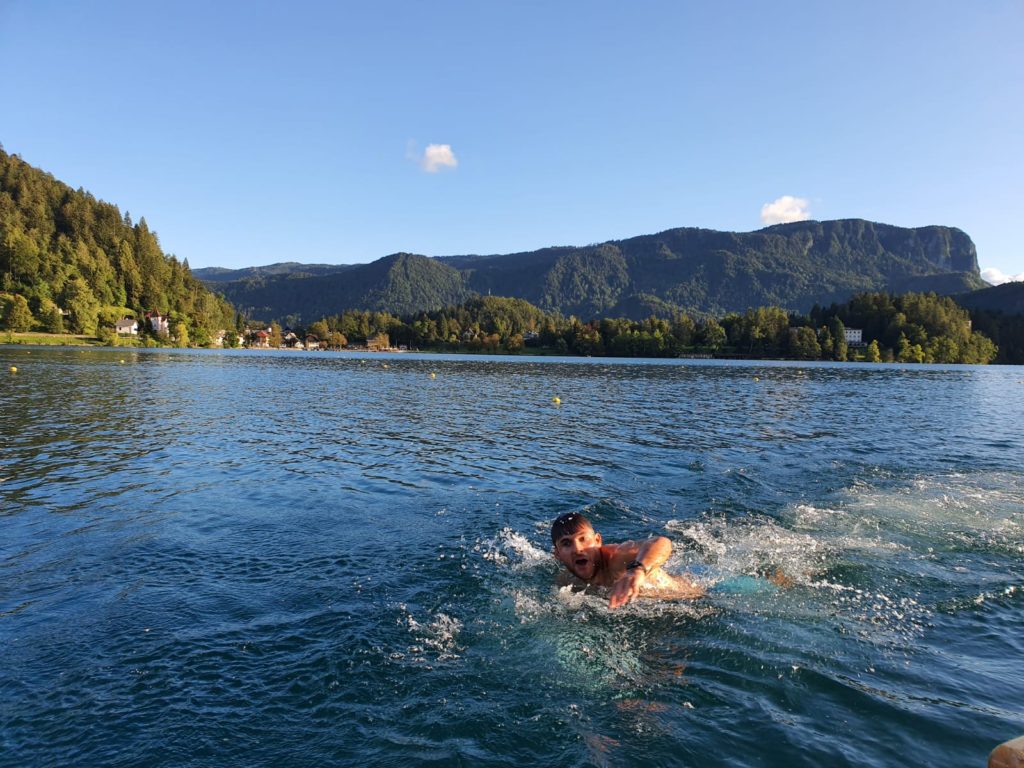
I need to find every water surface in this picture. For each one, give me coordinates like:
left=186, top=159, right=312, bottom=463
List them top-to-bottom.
left=2, top=348, right=1023, bottom=766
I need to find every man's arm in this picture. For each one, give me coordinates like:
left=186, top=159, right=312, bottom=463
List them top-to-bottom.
left=607, top=536, right=672, bottom=609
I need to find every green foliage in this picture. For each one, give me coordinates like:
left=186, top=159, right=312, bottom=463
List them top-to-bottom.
left=0, top=148, right=235, bottom=344
left=62, top=277, right=99, bottom=334
left=294, top=289, right=998, bottom=365
left=811, top=291, right=998, bottom=364
left=1, top=292, right=34, bottom=331
left=40, top=298, right=64, bottom=333
left=829, top=316, right=848, bottom=361
left=172, top=319, right=190, bottom=348
left=268, top=321, right=282, bottom=348
left=788, top=326, right=821, bottom=359
left=865, top=339, right=882, bottom=362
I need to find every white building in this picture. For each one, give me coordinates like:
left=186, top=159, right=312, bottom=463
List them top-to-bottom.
left=145, top=311, right=169, bottom=335
left=115, top=318, right=139, bottom=335
left=844, top=328, right=863, bottom=345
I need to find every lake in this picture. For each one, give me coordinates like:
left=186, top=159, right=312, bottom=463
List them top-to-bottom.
left=2, top=347, right=1022, bottom=767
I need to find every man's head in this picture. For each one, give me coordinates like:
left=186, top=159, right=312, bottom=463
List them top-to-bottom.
left=551, top=512, right=602, bottom=581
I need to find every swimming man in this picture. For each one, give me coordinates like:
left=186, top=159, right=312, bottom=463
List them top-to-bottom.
left=551, top=512, right=705, bottom=609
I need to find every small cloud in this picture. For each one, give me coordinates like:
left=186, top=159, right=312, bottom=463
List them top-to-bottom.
left=416, top=143, right=458, bottom=173
left=760, top=195, right=811, bottom=225
left=981, top=267, right=1024, bottom=286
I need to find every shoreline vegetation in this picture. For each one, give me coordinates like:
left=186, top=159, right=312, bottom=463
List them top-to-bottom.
left=4, top=291, right=1002, bottom=365
left=243, top=292, right=999, bottom=365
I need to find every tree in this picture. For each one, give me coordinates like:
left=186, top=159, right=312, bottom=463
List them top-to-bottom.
left=62, top=277, right=99, bottom=334
left=2, top=293, right=34, bottom=331
left=40, top=299, right=64, bottom=333
left=829, top=316, right=848, bottom=361
left=697, top=317, right=726, bottom=350
left=172, top=319, right=190, bottom=347
left=308, top=320, right=330, bottom=340
left=269, top=321, right=282, bottom=348
left=788, top=326, right=821, bottom=359
left=896, top=334, right=924, bottom=363
left=865, top=339, right=882, bottom=362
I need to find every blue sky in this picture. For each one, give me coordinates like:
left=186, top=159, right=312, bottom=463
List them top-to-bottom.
left=2, top=1, right=1021, bottom=282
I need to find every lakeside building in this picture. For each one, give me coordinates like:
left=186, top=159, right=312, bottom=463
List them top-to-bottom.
left=145, top=311, right=169, bottom=335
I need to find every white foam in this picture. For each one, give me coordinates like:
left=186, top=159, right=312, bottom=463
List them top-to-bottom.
left=477, top=527, right=552, bottom=570
left=402, top=607, right=464, bottom=662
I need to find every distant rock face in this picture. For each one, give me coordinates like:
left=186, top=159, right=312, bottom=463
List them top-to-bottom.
left=200, top=219, right=984, bottom=322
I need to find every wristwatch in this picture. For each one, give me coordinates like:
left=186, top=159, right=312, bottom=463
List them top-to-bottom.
left=626, top=559, right=650, bottom=576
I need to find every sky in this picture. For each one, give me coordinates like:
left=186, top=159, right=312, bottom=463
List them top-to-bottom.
left=1, top=1, right=1022, bottom=283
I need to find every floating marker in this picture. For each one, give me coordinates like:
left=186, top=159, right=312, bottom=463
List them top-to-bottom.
left=119, top=359, right=126, bottom=364
left=383, top=364, right=389, bottom=369
left=9, top=366, right=17, bottom=373
left=430, top=372, right=437, bottom=379
left=753, top=376, right=760, bottom=382
left=552, top=396, right=561, bottom=404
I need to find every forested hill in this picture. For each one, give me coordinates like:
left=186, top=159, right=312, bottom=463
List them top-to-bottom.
left=0, top=148, right=234, bottom=342
left=203, top=219, right=987, bottom=323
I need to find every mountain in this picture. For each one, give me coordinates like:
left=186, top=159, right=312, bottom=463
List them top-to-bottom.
left=203, top=219, right=986, bottom=323
left=216, top=252, right=470, bottom=321
left=192, top=262, right=353, bottom=283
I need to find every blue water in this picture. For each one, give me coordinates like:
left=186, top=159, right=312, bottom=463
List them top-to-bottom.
left=2, top=348, right=1023, bottom=767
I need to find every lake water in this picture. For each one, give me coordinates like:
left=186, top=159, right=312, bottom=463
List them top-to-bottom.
left=2, top=347, right=1023, bottom=767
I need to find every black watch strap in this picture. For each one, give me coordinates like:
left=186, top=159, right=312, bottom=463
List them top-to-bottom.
left=627, top=559, right=650, bottom=576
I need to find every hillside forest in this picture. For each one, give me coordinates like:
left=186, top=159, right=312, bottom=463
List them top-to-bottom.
left=0, top=148, right=234, bottom=345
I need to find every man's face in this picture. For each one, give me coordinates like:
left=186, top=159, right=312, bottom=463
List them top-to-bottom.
left=553, top=524, right=602, bottom=581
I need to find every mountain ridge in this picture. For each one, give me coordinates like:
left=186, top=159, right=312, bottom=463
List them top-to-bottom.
left=198, top=219, right=988, bottom=323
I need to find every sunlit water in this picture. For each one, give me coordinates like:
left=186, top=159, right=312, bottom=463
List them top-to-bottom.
left=2, top=348, right=1022, bottom=767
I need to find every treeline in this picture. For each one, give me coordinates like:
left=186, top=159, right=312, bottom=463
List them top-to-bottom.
left=0, top=148, right=234, bottom=345
left=296, top=291, right=999, bottom=363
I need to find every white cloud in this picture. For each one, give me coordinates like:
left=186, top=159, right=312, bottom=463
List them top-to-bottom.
left=419, top=143, right=458, bottom=173
left=760, top=195, right=811, bottom=225
left=981, top=267, right=1024, bottom=286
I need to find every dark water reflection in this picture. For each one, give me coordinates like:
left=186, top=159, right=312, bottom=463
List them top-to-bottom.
left=2, top=348, right=1023, bottom=767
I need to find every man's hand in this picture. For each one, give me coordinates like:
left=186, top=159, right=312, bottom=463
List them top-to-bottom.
left=608, top=568, right=646, bottom=609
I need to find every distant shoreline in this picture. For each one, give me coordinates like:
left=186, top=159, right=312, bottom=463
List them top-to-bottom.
left=3, top=333, right=1007, bottom=365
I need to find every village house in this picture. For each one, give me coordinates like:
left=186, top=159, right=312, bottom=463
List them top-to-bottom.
left=145, top=311, right=169, bottom=335
left=115, top=318, right=139, bottom=336
left=844, top=328, right=864, bottom=346
left=251, top=329, right=270, bottom=348
left=366, top=332, right=390, bottom=351
left=304, top=335, right=320, bottom=351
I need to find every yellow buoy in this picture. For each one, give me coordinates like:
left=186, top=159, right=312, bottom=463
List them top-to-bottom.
left=119, top=359, right=126, bottom=364
left=383, top=364, right=389, bottom=369
left=9, top=366, right=17, bottom=373
left=430, top=372, right=436, bottom=379
left=753, top=376, right=760, bottom=382
left=552, top=396, right=561, bottom=404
